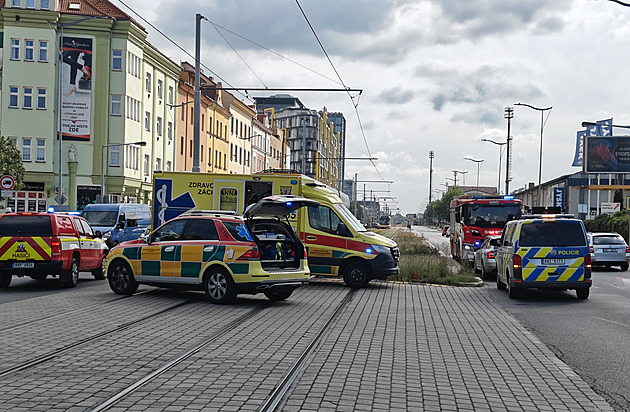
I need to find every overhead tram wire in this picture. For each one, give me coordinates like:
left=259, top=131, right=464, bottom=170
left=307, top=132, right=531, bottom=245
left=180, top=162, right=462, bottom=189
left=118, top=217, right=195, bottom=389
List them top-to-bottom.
left=114, top=0, right=250, bottom=102
left=294, top=0, right=387, bottom=183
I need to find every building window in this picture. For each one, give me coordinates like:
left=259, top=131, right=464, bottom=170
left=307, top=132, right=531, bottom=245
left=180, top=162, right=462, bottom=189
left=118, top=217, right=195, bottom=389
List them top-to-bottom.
left=11, top=0, right=19, bottom=7
left=26, top=0, right=34, bottom=8
left=41, top=0, right=50, bottom=9
left=10, top=39, right=19, bottom=60
left=25, top=40, right=34, bottom=61
left=38, top=40, right=48, bottom=62
left=112, top=49, right=122, bottom=71
left=145, top=72, right=152, bottom=94
left=157, top=79, right=163, bottom=100
left=168, top=86, right=174, bottom=105
left=9, top=87, right=19, bottom=108
left=23, top=87, right=33, bottom=109
left=37, top=88, right=46, bottom=109
left=111, top=94, right=122, bottom=116
left=144, top=111, right=151, bottom=131
left=202, top=114, right=204, bottom=131
left=156, top=117, right=163, bottom=137
left=167, top=121, right=173, bottom=144
left=180, top=136, right=184, bottom=155
left=10, top=137, right=17, bottom=146
left=22, top=138, right=31, bottom=161
left=36, top=138, right=45, bottom=162
left=109, top=145, right=120, bottom=166
left=144, top=154, right=150, bottom=176
left=155, top=157, right=162, bottom=172
left=166, top=161, right=172, bottom=171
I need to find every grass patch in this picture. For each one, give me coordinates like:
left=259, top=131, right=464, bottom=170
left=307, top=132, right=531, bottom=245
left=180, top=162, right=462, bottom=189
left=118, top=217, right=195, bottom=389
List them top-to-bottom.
left=389, top=230, right=479, bottom=286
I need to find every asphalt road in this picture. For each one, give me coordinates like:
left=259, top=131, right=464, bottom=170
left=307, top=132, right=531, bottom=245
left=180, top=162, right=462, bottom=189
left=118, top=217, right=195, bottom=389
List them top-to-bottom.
left=417, top=224, right=630, bottom=411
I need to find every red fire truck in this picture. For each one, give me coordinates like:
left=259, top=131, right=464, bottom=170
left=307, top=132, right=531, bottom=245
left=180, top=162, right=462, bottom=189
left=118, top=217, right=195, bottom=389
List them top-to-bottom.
left=450, top=195, right=523, bottom=263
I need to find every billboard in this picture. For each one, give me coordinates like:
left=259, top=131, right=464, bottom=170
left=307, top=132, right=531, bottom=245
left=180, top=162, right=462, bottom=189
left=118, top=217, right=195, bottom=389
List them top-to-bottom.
left=61, top=36, right=92, bottom=141
left=585, top=136, right=630, bottom=173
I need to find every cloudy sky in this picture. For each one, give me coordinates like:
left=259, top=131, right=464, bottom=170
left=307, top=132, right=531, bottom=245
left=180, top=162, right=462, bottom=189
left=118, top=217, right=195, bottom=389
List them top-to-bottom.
left=122, top=0, right=630, bottom=214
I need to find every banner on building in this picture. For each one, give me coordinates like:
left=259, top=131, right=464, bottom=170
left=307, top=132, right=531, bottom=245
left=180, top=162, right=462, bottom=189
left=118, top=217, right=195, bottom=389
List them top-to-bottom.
left=60, top=36, right=92, bottom=141
left=572, top=119, right=613, bottom=168
left=553, top=188, right=565, bottom=209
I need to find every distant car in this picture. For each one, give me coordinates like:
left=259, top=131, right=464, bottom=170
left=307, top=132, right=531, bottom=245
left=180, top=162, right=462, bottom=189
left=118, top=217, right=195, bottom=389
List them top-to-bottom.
left=442, top=225, right=450, bottom=236
left=587, top=232, right=630, bottom=271
left=473, top=235, right=501, bottom=279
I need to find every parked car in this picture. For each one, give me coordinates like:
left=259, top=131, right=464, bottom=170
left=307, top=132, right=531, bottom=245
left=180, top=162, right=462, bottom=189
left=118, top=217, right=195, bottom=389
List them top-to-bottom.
left=105, top=195, right=318, bottom=304
left=81, top=203, right=151, bottom=248
left=0, top=212, right=108, bottom=288
left=442, top=225, right=450, bottom=236
left=587, top=232, right=630, bottom=271
left=473, top=235, right=501, bottom=279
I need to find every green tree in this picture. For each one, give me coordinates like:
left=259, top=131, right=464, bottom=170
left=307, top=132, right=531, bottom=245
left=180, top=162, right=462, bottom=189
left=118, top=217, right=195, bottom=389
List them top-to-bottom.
left=0, top=136, right=24, bottom=189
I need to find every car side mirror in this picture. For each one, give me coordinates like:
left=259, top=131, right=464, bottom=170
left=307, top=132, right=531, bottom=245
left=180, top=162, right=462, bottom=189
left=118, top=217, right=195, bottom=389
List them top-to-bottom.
left=117, top=221, right=125, bottom=230
left=337, top=222, right=352, bottom=237
left=95, top=230, right=103, bottom=238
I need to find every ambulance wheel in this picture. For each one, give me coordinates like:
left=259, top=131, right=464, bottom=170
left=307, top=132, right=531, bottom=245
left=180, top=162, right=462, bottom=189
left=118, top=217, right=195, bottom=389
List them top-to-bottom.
left=92, top=255, right=106, bottom=280
left=61, top=258, right=79, bottom=288
left=108, top=260, right=138, bottom=295
left=343, top=261, right=370, bottom=289
left=621, top=263, right=629, bottom=272
left=204, top=267, right=237, bottom=304
left=0, top=273, right=11, bottom=288
left=496, top=273, right=506, bottom=290
left=576, top=288, right=590, bottom=300
left=264, top=289, right=293, bottom=301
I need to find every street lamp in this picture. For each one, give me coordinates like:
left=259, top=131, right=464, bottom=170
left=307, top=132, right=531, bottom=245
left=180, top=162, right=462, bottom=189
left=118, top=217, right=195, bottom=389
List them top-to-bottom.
left=515, top=102, right=552, bottom=206
left=481, top=139, right=507, bottom=194
left=101, top=141, right=147, bottom=202
left=463, top=157, right=484, bottom=191
left=452, top=170, right=468, bottom=187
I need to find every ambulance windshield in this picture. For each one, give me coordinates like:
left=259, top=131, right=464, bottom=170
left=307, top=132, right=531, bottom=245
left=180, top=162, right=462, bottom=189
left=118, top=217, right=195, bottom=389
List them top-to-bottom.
left=335, top=204, right=367, bottom=233
left=81, top=211, right=118, bottom=227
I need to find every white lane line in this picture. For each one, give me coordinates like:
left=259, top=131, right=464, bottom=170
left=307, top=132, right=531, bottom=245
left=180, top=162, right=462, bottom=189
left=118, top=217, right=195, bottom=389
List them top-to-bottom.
left=592, top=316, right=630, bottom=328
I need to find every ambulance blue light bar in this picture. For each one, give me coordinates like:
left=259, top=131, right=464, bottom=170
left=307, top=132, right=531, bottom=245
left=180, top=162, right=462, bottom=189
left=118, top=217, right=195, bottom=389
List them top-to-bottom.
left=503, top=195, right=515, bottom=200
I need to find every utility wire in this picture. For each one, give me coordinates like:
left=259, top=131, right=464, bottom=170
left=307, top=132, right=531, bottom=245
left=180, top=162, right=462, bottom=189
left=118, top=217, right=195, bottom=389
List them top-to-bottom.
left=115, top=0, right=251, bottom=102
left=295, top=0, right=387, bottom=182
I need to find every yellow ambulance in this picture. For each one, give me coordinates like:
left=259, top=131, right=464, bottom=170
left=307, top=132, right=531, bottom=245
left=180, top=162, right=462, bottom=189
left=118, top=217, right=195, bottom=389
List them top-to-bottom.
left=152, top=171, right=400, bottom=288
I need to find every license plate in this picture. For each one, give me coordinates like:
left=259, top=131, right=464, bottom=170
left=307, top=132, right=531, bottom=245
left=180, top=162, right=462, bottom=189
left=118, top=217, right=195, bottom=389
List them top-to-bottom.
left=603, top=248, right=617, bottom=252
left=543, top=258, right=564, bottom=265
left=12, top=262, right=34, bottom=269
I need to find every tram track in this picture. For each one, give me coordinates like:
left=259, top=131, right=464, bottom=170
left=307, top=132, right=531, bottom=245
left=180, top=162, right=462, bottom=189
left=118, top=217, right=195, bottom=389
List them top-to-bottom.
left=87, top=288, right=356, bottom=412
left=0, top=298, right=191, bottom=379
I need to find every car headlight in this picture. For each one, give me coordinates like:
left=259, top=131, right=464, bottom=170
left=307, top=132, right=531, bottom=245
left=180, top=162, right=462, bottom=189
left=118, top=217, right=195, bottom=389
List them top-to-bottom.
left=103, top=232, right=111, bottom=241
left=371, top=244, right=391, bottom=254
left=464, top=244, right=474, bottom=251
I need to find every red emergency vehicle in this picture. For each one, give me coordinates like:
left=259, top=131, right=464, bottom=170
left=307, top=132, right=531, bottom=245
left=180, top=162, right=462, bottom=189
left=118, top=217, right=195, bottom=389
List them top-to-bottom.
left=450, top=195, right=522, bottom=263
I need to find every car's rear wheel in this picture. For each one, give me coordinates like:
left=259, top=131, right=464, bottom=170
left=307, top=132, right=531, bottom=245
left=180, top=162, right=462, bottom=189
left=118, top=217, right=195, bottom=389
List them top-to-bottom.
left=92, top=255, right=106, bottom=280
left=61, top=258, right=79, bottom=288
left=108, top=259, right=138, bottom=295
left=343, top=261, right=370, bottom=289
left=621, top=263, right=629, bottom=272
left=480, top=264, right=487, bottom=280
left=204, top=267, right=237, bottom=304
left=496, top=272, right=507, bottom=290
left=0, top=273, right=11, bottom=288
left=507, top=276, right=520, bottom=299
left=576, top=287, right=590, bottom=300
left=264, top=289, right=293, bottom=302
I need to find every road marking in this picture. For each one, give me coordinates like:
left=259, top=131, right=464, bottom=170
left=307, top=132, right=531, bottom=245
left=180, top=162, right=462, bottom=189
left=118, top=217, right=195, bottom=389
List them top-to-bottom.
left=592, top=316, right=630, bottom=328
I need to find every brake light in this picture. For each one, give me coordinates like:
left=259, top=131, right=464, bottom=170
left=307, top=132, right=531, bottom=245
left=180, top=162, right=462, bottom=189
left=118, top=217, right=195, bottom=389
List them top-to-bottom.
left=51, top=237, right=61, bottom=256
left=589, top=246, right=594, bottom=254
left=626, top=246, right=630, bottom=254
left=303, top=248, right=308, bottom=258
left=237, top=249, right=260, bottom=260
left=487, top=250, right=495, bottom=259
left=585, top=253, right=591, bottom=268
left=512, top=254, right=521, bottom=269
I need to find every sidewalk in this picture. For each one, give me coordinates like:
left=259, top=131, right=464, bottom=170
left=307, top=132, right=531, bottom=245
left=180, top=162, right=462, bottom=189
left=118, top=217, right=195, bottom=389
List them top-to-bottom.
left=282, top=281, right=613, bottom=411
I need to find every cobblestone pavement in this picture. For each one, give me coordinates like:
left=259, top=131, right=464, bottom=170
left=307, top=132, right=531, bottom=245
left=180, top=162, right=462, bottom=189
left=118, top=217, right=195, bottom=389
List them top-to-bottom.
left=0, top=278, right=613, bottom=411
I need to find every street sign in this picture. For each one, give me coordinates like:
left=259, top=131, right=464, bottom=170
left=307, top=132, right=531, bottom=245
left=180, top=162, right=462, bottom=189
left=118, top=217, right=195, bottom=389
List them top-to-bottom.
left=0, top=175, right=15, bottom=191
left=1, top=190, right=12, bottom=198
left=601, top=202, right=620, bottom=215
